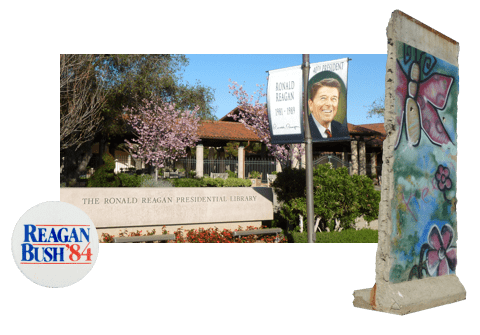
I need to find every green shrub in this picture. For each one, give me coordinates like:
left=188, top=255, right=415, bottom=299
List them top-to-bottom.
left=87, top=153, right=120, bottom=187
left=274, top=164, right=380, bottom=231
left=312, top=165, right=359, bottom=230
left=271, top=167, right=306, bottom=203
left=226, top=169, right=237, bottom=178
left=249, top=170, right=262, bottom=179
left=118, top=173, right=144, bottom=187
left=351, top=174, right=381, bottom=223
left=140, top=175, right=173, bottom=187
left=171, top=177, right=252, bottom=187
left=202, top=177, right=225, bottom=187
left=171, top=178, right=204, bottom=187
left=224, top=178, right=252, bottom=187
left=279, top=197, right=306, bottom=229
left=270, top=211, right=289, bottom=231
left=290, top=229, right=378, bottom=243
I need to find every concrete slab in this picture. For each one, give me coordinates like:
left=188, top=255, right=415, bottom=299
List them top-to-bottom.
left=353, top=10, right=465, bottom=315
left=353, top=275, right=466, bottom=315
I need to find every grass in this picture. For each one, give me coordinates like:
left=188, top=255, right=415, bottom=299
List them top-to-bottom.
left=288, top=228, right=378, bottom=243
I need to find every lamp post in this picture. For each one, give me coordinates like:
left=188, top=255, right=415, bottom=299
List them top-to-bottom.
left=302, top=54, right=315, bottom=243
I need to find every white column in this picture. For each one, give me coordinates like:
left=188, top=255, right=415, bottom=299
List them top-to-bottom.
left=196, top=143, right=204, bottom=178
left=238, top=146, right=245, bottom=179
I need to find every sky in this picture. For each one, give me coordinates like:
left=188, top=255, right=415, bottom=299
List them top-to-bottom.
left=181, top=54, right=386, bottom=125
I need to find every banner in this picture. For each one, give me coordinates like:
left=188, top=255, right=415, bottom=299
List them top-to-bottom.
left=267, top=58, right=350, bottom=144
left=307, top=58, right=350, bottom=142
left=267, top=65, right=304, bottom=144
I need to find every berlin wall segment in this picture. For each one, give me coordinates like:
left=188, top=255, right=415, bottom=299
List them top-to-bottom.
left=353, top=10, right=466, bottom=315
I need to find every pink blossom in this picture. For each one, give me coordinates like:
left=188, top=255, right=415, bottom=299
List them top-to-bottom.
left=228, top=80, right=304, bottom=167
left=124, top=99, right=200, bottom=170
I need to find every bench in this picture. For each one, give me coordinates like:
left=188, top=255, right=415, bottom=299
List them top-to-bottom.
left=168, top=171, right=179, bottom=179
left=232, top=228, right=283, bottom=243
left=113, top=234, right=176, bottom=243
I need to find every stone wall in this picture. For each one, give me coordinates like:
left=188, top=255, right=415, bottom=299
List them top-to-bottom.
left=61, top=187, right=274, bottom=239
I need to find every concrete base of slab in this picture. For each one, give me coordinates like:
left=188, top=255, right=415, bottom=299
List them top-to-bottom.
left=353, top=275, right=466, bottom=315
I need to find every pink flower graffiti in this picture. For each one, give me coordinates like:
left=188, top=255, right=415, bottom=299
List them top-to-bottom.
left=395, top=60, right=454, bottom=149
left=435, top=165, right=452, bottom=191
left=426, top=224, right=457, bottom=277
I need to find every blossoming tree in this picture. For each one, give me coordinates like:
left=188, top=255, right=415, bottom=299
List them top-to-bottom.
left=228, top=80, right=304, bottom=168
left=124, top=99, right=200, bottom=180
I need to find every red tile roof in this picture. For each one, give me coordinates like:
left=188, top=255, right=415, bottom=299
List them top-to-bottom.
left=217, top=107, right=387, bottom=146
left=218, top=108, right=238, bottom=122
left=198, top=120, right=260, bottom=141
left=347, top=123, right=383, bottom=136
left=349, top=123, right=386, bottom=148
left=355, top=123, right=386, bottom=136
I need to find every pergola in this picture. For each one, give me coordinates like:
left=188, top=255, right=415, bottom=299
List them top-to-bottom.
left=193, top=108, right=386, bottom=178
left=193, top=120, right=261, bottom=178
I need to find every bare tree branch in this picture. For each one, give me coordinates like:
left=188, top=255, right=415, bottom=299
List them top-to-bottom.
left=60, top=54, right=106, bottom=151
left=365, top=96, right=385, bottom=119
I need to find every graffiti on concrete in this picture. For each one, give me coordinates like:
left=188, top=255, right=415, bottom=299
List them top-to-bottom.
left=390, top=42, right=458, bottom=283
left=394, top=43, right=455, bottom=149
left=408, top=223, right=457, bottom=280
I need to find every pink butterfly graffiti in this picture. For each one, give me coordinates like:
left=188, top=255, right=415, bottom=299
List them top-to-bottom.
left=395, top=60, right=454, bottom=149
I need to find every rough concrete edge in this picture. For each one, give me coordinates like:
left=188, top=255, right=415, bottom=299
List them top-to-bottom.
left=372, top=10, right=398, bottom=310
left=391, top=10, right=459, bottom=66
left=352, top=11, right=397, bottom=311
left=355, top=275, right=466, bottom=315
left=353, top=288, right=374, bottom=311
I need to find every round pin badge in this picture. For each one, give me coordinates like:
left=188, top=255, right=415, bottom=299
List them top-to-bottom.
left=11, top=201, right=99, bottom=288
